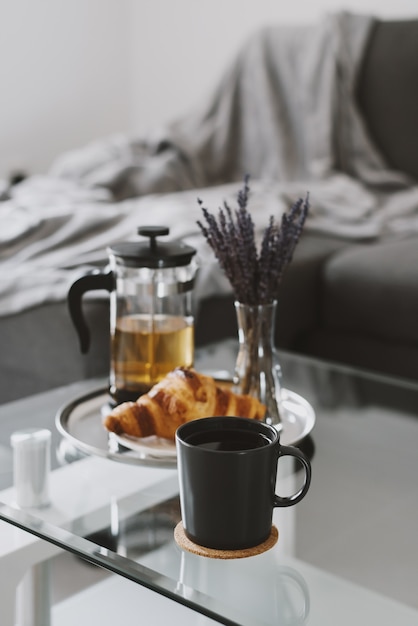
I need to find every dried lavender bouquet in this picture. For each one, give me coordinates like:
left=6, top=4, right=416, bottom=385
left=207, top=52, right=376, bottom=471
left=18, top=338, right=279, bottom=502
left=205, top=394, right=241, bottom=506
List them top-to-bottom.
left=197, top=177, right=309, bottom=305
left=197, top=177, right=309, bottom=422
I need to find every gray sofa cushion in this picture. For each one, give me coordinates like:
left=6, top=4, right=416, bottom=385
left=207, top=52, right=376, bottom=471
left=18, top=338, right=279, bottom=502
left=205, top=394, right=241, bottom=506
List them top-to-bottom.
left=357, top=19, right=418, bottom=181
left=195, top=232, right=349, bottom=350
left=275, top=232, right=349, bottom=348
left=320, top=237, right=418, bottom=345
left=0, top=301, right=109, bottom=403
left=300, top=329, right=418, bottom=381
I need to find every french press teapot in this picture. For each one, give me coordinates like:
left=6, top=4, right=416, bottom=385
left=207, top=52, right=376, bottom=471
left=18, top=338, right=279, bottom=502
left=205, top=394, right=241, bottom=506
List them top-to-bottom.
left=68, top=226, right=198, bottom=404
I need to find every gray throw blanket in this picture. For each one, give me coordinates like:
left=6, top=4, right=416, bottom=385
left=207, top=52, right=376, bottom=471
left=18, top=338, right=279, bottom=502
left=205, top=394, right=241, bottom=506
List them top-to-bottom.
left=1, top=11, right=418, bottom=316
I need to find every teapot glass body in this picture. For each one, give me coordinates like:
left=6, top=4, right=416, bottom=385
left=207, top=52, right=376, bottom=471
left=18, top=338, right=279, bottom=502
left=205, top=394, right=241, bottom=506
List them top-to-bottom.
left=108, top=253, right=196, bottom=403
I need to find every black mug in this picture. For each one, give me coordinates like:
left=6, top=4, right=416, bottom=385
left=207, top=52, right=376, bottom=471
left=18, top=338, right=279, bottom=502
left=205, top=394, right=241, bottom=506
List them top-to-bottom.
left=176, top=416, right=312, bottom=550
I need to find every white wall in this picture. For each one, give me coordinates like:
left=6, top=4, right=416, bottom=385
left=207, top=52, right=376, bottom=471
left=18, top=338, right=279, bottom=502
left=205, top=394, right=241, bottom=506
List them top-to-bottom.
left=0, top=0, right=132, bottom=178
left=1, top=0, right=417, bottom=179
left=129, top=0, right=418, bottom=137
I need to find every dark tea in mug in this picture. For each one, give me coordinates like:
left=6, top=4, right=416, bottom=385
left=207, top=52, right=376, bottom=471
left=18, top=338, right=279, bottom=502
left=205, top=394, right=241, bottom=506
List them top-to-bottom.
left=185, top=428, right=270, bottom=451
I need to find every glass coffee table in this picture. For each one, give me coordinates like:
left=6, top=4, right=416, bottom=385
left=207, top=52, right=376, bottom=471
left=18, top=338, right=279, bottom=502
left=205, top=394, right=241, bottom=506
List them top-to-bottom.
left=0, top=339, right=417, bottom=625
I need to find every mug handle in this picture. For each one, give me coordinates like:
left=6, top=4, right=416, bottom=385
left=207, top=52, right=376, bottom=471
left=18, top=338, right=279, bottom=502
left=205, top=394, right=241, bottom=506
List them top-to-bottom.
left=273, top=445, right=312, bottom=507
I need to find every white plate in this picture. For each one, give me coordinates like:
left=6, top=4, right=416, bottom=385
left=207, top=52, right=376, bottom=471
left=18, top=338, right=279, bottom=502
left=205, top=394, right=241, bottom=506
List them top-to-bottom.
left=56, top=387, right=315, bottom=466
left=112, top=388, right=315, bottom=455
left=111, top=433, right=177, bottom=458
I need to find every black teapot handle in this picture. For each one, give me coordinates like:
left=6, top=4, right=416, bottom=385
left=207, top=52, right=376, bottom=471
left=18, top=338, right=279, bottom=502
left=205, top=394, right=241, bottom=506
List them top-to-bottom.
left=68, top=269, right=115, bottom=353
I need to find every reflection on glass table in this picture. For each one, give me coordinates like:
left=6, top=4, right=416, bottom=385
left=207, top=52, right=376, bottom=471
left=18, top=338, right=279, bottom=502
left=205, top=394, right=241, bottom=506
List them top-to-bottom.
left=0, top=338, right=417, bottom=625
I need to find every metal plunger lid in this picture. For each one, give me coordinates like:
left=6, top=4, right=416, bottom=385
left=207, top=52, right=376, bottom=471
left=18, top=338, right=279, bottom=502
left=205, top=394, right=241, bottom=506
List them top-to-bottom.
left=108, top=226, right=197, bottom=268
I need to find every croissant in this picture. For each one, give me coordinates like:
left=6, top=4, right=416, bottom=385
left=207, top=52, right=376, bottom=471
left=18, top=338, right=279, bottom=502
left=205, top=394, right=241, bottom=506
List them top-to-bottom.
left=103, top=367, right=266, bottom=441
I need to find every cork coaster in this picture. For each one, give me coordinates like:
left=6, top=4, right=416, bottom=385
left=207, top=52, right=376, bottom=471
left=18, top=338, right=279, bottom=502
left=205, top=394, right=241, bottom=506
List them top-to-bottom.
left=174, top=522, right=278, bottom=559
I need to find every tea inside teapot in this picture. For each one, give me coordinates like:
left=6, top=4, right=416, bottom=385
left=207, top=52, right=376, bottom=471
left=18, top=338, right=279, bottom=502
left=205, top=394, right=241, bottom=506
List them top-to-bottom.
left=112, top=312, right=194, bottom=399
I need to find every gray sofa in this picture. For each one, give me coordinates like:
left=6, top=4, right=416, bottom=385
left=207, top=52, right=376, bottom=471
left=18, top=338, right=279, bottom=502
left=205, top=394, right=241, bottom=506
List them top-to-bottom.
left=1, top=14, right=418, bottom=404
left=191, top=16, right=418, bottom=382
left=285, top=18, right=418, bottom=380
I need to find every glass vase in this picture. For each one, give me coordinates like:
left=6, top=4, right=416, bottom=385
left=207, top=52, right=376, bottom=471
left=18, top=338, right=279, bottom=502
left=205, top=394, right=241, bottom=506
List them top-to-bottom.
left=233, top=301, right=282, bottom=428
